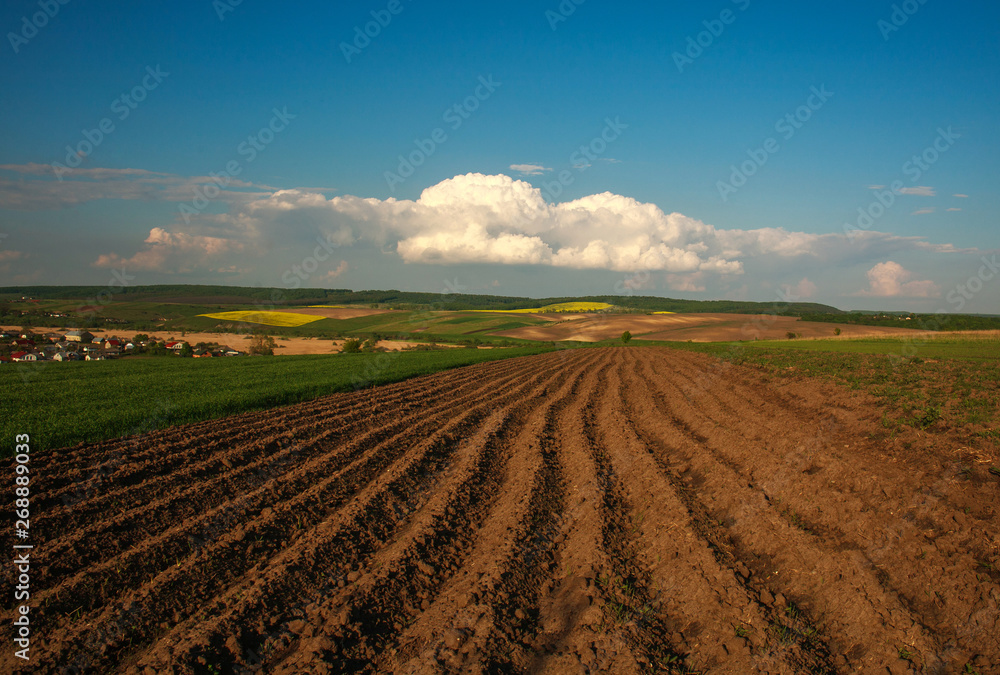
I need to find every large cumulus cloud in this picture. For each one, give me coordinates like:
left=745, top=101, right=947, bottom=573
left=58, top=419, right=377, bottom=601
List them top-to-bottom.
left=86, top=172, right=972, bottom=279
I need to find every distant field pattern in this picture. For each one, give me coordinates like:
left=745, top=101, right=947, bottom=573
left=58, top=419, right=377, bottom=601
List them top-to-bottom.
left=474, top=302, right=615, bottom=313
left=198, top=310, right=324, bottom=326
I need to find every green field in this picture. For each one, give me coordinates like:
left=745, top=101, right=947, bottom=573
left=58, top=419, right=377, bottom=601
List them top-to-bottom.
left=646, top=335, right=1000, bottom=361
left=648, top=336, right=1000, bottom=441
left=741, top=336, right=1000, bottom=360
left=0, top=346, right=556, bottom=455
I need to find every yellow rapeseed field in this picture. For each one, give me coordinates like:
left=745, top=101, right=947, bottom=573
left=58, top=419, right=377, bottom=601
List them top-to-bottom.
left=472, top=302, right=615, bottom=314
left=199, top=311, right=323, bottom=327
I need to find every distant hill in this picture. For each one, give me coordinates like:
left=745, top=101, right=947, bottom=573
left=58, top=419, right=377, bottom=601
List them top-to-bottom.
left=0, top=285, right=844, bottom=315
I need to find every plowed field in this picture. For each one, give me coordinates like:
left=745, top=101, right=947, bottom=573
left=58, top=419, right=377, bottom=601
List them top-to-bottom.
left=6, top=348, right=998, bottom=674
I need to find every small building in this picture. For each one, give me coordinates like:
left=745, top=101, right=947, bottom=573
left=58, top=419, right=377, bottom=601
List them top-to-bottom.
left=65, top=330, right=95, bottom=343
left=11, top=351, right=37, bottom=362
left=85, top=353, right=106, bottom=361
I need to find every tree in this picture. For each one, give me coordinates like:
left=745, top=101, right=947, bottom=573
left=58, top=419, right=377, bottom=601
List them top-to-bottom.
left=834, top=327, right=842, bottom=336
left=621, top=330, right=632, bottom=345
left=786, top=331, right=797, bottom=340
left=248, top=334, right=276, bottom=356
left=341, top=338, right=362, bottom=354
left=178, top=343, right=194, bottom=358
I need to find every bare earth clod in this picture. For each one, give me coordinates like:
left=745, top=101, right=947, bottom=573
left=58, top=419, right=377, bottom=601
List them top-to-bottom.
left=5, top=348, right=998, bottom=674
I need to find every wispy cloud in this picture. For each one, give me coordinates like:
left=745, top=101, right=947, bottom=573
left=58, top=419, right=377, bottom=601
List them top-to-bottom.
left=0, top=162, right=274, bottom=211
left=509, top=163, right=552, bottom=176
left=899, top=186, right=936, bottom=197
left=953, top=193, right=969, bottom=198
left=911, top=207, right=935, bottom=215
left=947, top=207, right=962, bottom=212
left=322, top=260, right=349, bottom=280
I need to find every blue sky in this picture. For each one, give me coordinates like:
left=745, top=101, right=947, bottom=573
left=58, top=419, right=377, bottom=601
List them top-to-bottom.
left=0, top=0, right=997, bottom=312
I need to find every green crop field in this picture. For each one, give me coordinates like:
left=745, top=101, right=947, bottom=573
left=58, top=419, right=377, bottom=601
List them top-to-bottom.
left=649, top=336, right=1000, bottom=441
left=742, top=336, right=1000, bottom=360
left=0, top=345, right=556, bottom=455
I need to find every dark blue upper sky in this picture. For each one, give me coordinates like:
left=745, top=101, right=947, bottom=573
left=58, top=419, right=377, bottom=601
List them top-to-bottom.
left=1, top=0, right=997, bottom=311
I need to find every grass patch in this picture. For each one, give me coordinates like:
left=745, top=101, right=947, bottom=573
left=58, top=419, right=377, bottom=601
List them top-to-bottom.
left=647, top=336, right=1000, bottom=447
left=0, top=346, right=555, bottom=455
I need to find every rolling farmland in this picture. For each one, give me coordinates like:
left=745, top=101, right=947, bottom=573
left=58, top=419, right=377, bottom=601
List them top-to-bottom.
left=6, top=347, right=997, bottom=674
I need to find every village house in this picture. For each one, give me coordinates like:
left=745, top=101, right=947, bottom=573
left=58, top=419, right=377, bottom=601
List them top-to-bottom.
left=65, top=330, right=95, bottom=343
left=11, top=351, right=37, bottom=362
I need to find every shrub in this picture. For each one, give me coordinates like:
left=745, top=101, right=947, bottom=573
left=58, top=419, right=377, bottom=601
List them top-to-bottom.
left=341, top=338, right=362, bottom=354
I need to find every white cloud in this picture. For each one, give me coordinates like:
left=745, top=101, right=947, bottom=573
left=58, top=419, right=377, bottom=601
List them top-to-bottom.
left=508, top=164, right=552, bottom=176
left=11, top=167, right=963, bottom=281
left=899, top=186, right=936, bottom=197
left=953, top=193, right=969, bottom=198
left=911, top=208, right=935, bottom=215
left=947, top=208, right=962, bottom=212
left=93, top=227, right=244, bottom=272
left=322, top=260, right=349, bottom=280
left=856, top=261, right=940, bottom=298
left=665, top=272, right=706, bottom=292
left=783, top=277, right=818, bottom=300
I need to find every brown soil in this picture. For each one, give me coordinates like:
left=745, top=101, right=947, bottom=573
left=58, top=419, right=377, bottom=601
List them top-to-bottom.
left=492, top=313, right=926, bottom=343
left=26, top=330, right=445, bottom=356
left=5, top=348, right=998, bottom=674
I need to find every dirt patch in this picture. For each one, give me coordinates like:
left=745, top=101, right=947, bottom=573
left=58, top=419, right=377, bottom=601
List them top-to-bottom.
left=492, top=313, right=927, bottom=342
left=29, top=329, right=448, bottom=356
left=4, top=348, right=997, bottom=674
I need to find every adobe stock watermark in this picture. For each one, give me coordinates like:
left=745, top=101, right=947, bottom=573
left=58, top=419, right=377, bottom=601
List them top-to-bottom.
left=7, top=0, right=71, bottom=54
left=212, top=0, right=243, bottom=21
left=340, top=0, right=411, bottom=64
left=545, top=0, right=586, bottom=31
left=673, top=0, right=751, bottom=73
left=878, top=0, right=929, bottom=41
left=51, top=66, right=169, bottom=180
left=384, top=75, right=501, bottom=192
left=717, top=85, right=833, bottom=202
left=179, top=106, right=296, bottom=223
left=539, top=116, right=628, bottom=202
left=843, top=126, right=959, bottom=241
left=225, top=234, right=344, bottom=338
left=946, top=254, right=998, bottom=312
left=882, top=255, right=997, bottom=364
